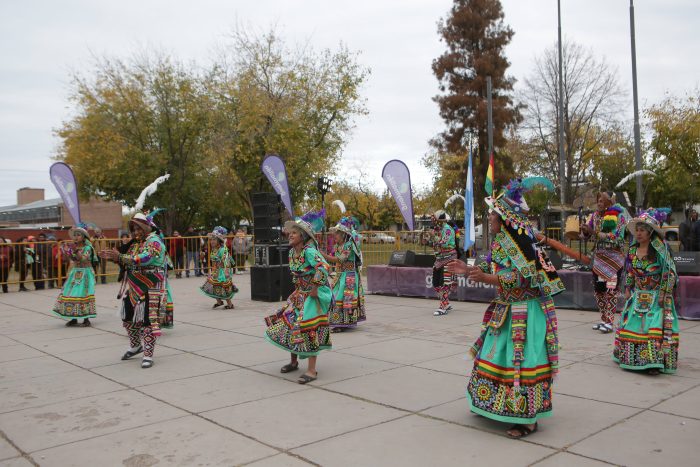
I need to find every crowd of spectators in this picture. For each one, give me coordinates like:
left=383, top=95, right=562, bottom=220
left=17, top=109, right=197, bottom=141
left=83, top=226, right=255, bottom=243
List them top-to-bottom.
left=0, top=227, right=253, bottom=293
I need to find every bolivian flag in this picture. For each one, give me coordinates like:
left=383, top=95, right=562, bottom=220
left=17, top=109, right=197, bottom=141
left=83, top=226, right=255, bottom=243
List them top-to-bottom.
left=484, top=152, right=495, bottom=196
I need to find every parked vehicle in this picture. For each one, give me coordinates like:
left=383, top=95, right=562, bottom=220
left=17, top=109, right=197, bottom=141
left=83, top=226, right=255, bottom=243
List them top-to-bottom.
left=364, top=233, right=396, bottom=244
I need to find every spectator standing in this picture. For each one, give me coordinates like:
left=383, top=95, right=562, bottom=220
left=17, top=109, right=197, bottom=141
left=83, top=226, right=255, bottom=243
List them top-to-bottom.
left=679, top=208, right=697, bottom=251
left=184, top=227, right=202, bottom=277
left=92, top=228, right=108, bottom=284
left=231, top=228, right=251, bottom=273
left=199, top=230, right=210, bottom=274
left=168, top=231, right=185, bottom=278
left=36, top=233, right=55, bottom=288
left=117, top=233, right=133, bottom=282
left=26, top=235, right=44, bottom=290
left=14, top=237, right=28, bottom=291
left=0, top=238, right=13, bottom=293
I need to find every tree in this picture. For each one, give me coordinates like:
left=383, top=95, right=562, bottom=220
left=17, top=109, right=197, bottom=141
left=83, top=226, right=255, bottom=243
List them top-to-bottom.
left=426, top=0, right=522, bottom=203
left=57, top=28, right=368, bottom=232
left=210, top=29, right=368, bottom=215
left=520, top=41, right=625, bottom=204
left=57, top=54, right=219, bottom=233
left=645, top=91, right=700, bottom=208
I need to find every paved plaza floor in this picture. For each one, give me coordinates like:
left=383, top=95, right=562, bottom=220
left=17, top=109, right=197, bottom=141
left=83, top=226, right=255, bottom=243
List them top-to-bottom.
left=1, top=274, right=699, bottom=466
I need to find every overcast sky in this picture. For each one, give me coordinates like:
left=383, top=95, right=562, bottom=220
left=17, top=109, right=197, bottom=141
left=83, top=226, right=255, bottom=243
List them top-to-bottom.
left=1, top=0, right=698, bottom=207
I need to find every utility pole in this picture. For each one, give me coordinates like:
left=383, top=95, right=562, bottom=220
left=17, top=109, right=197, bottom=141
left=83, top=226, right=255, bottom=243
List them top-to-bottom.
left=557, top=0, right=566, bottom=213
left=629, top=0, right=643, bottom=211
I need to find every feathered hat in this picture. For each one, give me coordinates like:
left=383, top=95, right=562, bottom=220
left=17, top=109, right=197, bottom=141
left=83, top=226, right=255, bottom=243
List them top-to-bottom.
left=485, top=177, right=554, bottom=236
left=627, top=207, right=668, bottom=238
left=128, top=208, right=165, bottom=234
left=284, top=209, right=325, bottom=247
left=432, top=209, right=451, bottom=222
left=330, top=216, right=358, bottom=236
left=68, top=222, right=90, bottom=239
left=208, top=226, right=228, bottom=243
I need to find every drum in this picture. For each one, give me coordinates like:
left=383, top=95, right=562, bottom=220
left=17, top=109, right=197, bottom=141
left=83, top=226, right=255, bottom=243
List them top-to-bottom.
left=564, top=215, right=581, bottom=240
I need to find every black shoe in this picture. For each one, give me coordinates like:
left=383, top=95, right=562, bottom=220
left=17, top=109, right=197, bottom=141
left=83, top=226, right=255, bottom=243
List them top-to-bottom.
left=19, top=287, right=29, bottom=292
left=65, top=319, right=78, bottom=327
left=81, top=319, right=91, bottom=327
left=121, top=346, right=143, bottom=360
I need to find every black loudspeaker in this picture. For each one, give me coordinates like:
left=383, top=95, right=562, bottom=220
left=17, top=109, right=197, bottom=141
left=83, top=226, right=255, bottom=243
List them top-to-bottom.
left=252, top=192, right=282, bottom=243
left=252, top=192, right=282, bottom=206
left=254, top=244, right=290, bottom=266
left=547, top=249, right=564, bottom=270
left=389, top=250, right=415, bottom=266
left=675, top=252, right=700, bottom=276
left=414, top=253, right=435, bottom=268
left=251, top=265, right=294, bottom=301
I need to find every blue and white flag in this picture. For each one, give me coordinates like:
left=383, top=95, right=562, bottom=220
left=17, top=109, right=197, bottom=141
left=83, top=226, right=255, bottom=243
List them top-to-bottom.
left=464, top=150, right=475, bottom=251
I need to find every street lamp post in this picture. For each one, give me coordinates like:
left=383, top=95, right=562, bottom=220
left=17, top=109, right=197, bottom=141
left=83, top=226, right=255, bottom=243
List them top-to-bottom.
left=316, top=176, right=332, bottom=228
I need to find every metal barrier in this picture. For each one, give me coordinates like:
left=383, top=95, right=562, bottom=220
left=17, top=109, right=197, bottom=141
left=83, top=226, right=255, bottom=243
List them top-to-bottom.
left=2, top=228, right=632, bottom=292
left=0, top=235, right=255, bottom=293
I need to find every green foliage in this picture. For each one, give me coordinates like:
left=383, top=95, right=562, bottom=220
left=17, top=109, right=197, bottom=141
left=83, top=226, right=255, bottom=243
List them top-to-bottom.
left=57, top=29, right=368, bottom=232
left=645, top=92, right=700, bottom=208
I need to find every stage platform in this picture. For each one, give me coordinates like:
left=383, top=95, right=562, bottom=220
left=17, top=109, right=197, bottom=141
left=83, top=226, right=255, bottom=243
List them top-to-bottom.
left=367, top=265, right=700, bottom=320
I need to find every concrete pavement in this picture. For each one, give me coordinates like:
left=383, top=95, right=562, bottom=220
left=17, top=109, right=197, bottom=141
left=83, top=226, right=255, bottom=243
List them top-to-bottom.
left=0, top=275, right=699, bottom=466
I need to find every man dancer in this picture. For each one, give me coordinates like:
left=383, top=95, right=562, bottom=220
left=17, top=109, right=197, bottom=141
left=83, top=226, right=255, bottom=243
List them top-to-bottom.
left=581, top=192, right=628, bottom=333
left=426, top=210, right=458, bottom=316
left=100, top=213, right=170, bottom=368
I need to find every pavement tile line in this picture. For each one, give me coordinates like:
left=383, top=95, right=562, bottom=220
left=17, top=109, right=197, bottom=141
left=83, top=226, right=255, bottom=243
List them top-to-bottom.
left=2, top=282, right=698, bottom=466
left=647, top=380, right=700, bottom=421
left=0, top=429, right=39, bottom=466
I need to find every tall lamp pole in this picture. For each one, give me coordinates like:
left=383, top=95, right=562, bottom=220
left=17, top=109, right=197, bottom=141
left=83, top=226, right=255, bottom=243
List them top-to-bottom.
left=557, top=0, right=567, bottom=235
left=629, top=0, right=643, bottom=211
left=316, top=176, right=332, bottom=234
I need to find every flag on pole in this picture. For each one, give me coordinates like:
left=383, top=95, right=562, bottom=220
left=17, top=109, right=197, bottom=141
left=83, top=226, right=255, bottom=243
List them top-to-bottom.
left=464, top=150, right=476, bottom=251
left=484, top=151, right=495, bottom=197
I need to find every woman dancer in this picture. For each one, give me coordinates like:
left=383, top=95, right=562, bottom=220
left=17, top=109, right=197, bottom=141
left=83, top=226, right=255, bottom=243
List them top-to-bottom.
left=447, top=179, right=565, bottom=439
left=614, top=208, right=679, bottom=375
left=264, top=210, right=332, bottom=384
left=323, top=216, right=365, bottom=331
left=52, top=224, right=97, bottom=327
left=200, top=226, right=236, bottom=309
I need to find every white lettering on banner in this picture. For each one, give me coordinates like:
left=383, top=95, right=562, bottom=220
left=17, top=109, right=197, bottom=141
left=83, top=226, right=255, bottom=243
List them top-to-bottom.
left=263, top=165, right=287, bottom=197
left=51, top=174, right=75, bottom=209
left=384, top=174, right=409, bottom=213
left=424, top=273, right=495, bottom=289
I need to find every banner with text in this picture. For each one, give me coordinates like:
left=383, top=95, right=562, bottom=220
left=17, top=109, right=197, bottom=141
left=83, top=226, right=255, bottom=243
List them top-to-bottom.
left=261, top=154, right=294, bottom=217
left=381, top=160, right=414, bottom=230
left=49, top=162, right=81, bottom=224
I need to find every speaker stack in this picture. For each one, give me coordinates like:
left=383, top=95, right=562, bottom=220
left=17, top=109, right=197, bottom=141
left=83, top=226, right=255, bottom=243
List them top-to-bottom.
left=250, top=192, right=293, bottom=301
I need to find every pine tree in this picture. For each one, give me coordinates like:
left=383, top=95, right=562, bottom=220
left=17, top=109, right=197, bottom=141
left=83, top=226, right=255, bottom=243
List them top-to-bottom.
left=427, top=0, right=521, bottom=202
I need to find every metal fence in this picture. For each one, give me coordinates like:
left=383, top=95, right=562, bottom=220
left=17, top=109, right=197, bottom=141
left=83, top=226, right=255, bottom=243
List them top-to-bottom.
left=6, top=229, right=667, bottom=293
left=0, top=235, right=255, bottom=292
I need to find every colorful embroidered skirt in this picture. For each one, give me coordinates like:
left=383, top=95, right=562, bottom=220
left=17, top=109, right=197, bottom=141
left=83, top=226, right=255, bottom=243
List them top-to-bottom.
left=52, top=267, right=96, bottom=320
left=329, top=270, right=366, bottom=328
left=199, top=273, right=236, bottom=300
left=265, top=287, right=332, bottom=358
left=613, top=290, right=679, bottom=374
left=467, top=298, right=554, bottom=424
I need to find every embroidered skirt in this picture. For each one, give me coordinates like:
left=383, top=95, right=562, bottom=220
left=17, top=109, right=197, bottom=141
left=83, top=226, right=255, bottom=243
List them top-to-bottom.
left=52, top=267, right=96, bottom=320
left=329, top=270, right=366, bottom=328
left=199, top=272, right=236, bottom=300
left=265, top=287, right=332, bottom=358
left=613, top=289, right=679, bottom=374
left=467, top=298, right=554, bottom=424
